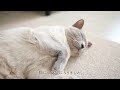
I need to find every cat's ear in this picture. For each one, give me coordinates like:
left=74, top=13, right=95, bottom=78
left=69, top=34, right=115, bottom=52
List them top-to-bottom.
left=73, top=19, right=84, bottom=29
left=88, top=42, right=92, bottom=48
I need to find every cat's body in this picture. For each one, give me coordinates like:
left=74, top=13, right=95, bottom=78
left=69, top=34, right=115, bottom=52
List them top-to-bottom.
left=0, top=19, right=92, bottom=79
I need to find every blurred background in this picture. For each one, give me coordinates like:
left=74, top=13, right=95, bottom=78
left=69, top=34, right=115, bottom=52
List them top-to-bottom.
left=0, top=11, right=120, bottom=44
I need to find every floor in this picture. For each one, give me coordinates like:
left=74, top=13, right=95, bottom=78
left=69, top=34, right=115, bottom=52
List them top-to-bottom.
left=0, top=11, right=120, bottom=44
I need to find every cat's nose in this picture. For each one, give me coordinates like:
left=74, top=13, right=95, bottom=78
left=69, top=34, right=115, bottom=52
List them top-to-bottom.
left=81, top=44, right=84, bottom=49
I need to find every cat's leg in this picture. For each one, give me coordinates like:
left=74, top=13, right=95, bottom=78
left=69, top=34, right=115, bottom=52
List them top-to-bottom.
left=51, top=49, right=70, bottom=74
left=24, top=56, right=78, bottom=79
left=25, top=63, right=79, bottom=79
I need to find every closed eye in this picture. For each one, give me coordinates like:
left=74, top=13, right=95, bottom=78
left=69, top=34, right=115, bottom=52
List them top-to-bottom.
left=73, top=40, right=80, bottom=49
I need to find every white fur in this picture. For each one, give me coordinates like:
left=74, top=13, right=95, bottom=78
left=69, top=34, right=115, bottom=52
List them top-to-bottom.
left=0, top=26, right=87, bottom=79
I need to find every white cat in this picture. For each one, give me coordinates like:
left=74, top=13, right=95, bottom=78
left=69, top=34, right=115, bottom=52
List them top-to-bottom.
left=0, top=19, right=92, bottom=79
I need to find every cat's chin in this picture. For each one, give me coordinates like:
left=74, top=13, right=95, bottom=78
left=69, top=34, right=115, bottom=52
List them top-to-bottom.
left=71, top=49, right=84, bottom=57
left=71, top=51, right=79, bottom=57
left=71, top=53, right=79, bottom=57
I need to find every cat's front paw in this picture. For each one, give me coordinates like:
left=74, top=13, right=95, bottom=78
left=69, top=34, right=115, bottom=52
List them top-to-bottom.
left=51, top=66, right=64, bottom=75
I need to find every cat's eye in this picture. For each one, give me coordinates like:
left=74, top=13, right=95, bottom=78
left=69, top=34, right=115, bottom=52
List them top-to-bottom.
left=74, top=41, right=85, bottom=49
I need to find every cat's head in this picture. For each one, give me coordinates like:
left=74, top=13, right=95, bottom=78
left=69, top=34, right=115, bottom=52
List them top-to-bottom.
left=66, top=19, right=92, bottom=56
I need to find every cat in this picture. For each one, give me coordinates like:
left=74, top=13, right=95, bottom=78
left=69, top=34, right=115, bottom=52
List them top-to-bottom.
left=0, top=19, right=92, bottom=79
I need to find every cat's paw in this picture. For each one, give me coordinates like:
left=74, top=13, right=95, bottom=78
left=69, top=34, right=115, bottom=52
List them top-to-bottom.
left=51, top=66, right=63, bottom=75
